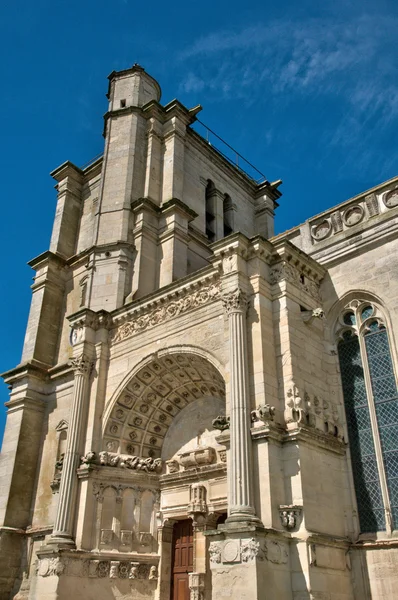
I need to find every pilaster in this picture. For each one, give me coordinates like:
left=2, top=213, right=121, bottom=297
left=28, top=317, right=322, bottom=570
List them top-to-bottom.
left=162, top=116, right=186, bottom=201
left=144, top=117, right=163, bottom=204
left=49, top=161, right=84, bottom=258
left=128, top=198, right=160, bottom=300
left=158, top=199, right=197, bottom=287
left=22, top=252, right=66, bottom=366
left=49, top=310, right=98, bottom=548
left=0, top=364, right=47, bottom=599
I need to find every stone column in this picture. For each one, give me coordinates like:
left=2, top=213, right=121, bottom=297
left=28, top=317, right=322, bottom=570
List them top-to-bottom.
left=222, top=288, right=257, bottom=522
left=50, top=353, right=93, bottom=546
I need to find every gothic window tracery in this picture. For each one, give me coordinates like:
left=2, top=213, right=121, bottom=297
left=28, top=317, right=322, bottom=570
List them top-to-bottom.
left=337, top=300, right=398, bottom=533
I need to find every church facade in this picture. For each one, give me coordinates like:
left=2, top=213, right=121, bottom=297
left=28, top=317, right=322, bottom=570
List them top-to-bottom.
left=1, top=64, right=398, bottom=600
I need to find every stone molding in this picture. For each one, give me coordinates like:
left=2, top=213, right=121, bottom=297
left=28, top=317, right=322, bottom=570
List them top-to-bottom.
left=309, top=181, right=398, bottom=245
left=270, top=261, right=321, bottom=301
left=110, top=277, right=220, bottom=343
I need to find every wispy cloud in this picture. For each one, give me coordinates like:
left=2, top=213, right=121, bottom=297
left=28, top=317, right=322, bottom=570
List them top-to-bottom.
left=177, top=15, right=398, bottom=178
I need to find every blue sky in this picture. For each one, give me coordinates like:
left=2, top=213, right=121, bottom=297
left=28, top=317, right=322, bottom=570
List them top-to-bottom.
left=0, top=0, right=397, bottom=443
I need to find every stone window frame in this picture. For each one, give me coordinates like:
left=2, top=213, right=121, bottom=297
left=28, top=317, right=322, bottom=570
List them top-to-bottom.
left=336, top=299, right=398, bottom=535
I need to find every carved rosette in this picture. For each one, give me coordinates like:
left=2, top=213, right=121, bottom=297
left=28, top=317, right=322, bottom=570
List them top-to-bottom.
left=221, top=288, right=249, bottom=315
left=70, top=354, right=93, bottom=375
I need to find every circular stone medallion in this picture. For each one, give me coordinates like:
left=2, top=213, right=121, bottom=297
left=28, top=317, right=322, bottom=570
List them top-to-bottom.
left=383, top=189, right=398, bottom=208
left=343, top=205, right=364, bottom=227
left=311, top=219, right=331, bottom=241
left=222, top=540, right=240, bottom=563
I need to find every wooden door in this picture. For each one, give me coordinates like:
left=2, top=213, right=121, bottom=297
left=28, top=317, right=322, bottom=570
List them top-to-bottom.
left=171, top=519, right=193, bottom=600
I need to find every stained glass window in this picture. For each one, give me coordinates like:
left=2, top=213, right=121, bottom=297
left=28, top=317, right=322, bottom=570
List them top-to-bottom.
left=337, top=301, right=398, bottom=533
left=365, top=325, right=398, bottom=528
left=338, top=333, right=385, bottom=532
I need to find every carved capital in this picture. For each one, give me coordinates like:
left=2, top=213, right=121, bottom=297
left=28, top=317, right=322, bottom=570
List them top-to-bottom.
left=221, top=288, right=248, bottom=315
left=70, top=354, right=93, bottom=375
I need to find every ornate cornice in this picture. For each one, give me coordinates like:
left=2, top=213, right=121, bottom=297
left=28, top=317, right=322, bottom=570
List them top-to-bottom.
left=269, top=261, right=321, bottom=301
left=110, top=277, right=220, bottom=344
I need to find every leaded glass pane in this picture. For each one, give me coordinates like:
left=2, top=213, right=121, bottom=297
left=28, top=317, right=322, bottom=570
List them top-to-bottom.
left=361, top=306, right=374, bottom=320
left=365, top=327, right=398, bottom=530
left=338, top=335, right=385, bottom=532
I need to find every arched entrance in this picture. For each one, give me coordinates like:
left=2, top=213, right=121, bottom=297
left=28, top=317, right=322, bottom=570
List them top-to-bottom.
left=100, top=351, right=227, bottom=600
left=103, top=352, right=225, bottom=460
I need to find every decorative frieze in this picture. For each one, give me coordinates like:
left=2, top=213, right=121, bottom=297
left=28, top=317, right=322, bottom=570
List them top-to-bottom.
left=309, top=184, right=398, bottom=245
left=111, top=279, right=220, bottom=343
left=98, top=451, right=162, bottom=472
left=209, top=537, right=285, bottom=567
left=38, top=557, right=159, bottom=580
left=38, top=558, right=65, bottom=577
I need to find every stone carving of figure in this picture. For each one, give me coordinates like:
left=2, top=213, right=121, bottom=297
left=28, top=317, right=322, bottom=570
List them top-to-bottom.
left=280, top=511, right=288, bottom=528
left=288, top=512, right=296, bottom=529
left=129, top=564, right=139, bottom=579
left=149, top=566, right=158, bottom=580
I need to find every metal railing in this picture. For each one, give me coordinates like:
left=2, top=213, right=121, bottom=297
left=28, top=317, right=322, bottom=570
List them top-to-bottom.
left=191, top=119, right=268, bottom=184
left=78, top=121, right=268, bottom=185
left=80, top=152, right=103, bottom=171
